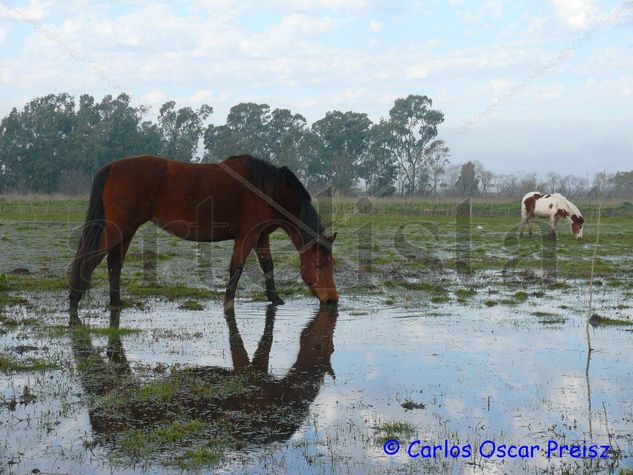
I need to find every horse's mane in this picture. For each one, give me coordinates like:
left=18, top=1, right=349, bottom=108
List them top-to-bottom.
left=226, top=155, right=327, bottom=249
left=553, top=193, right=583, bottom=218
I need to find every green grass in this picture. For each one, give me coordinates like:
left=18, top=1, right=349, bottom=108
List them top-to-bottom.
left=1, top=197, right=632, bottom=304
left=126, top=281, right=221, bottom=301
left=454, top=288, right=476, bottom=300
left=430, top=295, right=450, bottom=303
left=178, top=299, right=205, bottom=310
left=532, top=311, right=558, bottom=317
left=589, top=314, right=633, bottom=327
left=44, top=325, right=141, bottom=338
left=0, top=353, right=58, bottom=372
left=89, top=368, right=255, bottom=469
left=117, top=419, right=221, bottom=464
left=374, top=420, right=417, bottom=441
left=177, top=446, right=223, bottom=470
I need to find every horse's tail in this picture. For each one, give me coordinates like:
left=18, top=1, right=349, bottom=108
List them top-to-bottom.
left=69, top=165, right=111, bottom=304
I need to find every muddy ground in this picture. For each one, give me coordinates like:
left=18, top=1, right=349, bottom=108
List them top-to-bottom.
left=1, top=198, right=632, bottom=473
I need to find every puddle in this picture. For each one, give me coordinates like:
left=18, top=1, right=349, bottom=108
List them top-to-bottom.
left=1, top=297, right=632, bottom=473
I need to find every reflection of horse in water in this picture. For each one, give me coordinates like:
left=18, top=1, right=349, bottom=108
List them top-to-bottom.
left=69, top=304, right=337, bottom=450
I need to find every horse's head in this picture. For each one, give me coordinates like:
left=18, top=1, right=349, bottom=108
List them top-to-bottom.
left=571, top=214, right=584, bottom=239
left=299, top=233, right=338, bottom=305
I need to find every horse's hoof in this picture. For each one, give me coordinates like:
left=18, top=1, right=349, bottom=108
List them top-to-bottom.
left=270, top=297, right=285, bottom=306
left=68, top=309, right=81, bottom=327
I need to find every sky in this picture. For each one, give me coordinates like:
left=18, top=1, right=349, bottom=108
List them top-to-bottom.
left=0, top=0, right=632, bottom=175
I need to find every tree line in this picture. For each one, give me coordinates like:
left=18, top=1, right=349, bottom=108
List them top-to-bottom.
left=0, top=92, right=631, bottom=199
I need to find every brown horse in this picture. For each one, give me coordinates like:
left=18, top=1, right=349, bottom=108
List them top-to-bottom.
left=68, top=155, right=338, bottom=309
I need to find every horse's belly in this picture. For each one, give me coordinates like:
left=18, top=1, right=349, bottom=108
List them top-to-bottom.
left=533, top=200, right=555, bottom=218
left=532, top=209, right=551, bottom=218
left=152, top=215, right=235, bottom=242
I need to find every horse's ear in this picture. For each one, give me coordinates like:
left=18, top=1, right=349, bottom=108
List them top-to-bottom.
left=326, top=232, right=337, bottom=244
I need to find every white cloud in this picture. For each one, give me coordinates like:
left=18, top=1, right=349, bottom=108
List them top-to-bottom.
left=0, top=0, right=52, bottom=20
left=0, top=0, right=631, bottom=174
left=272, top=0, right=368, bottom=11
left=484, top=0, right=504, bottom=20
left=551, top=0, right=598, bottom=30
left=238, top=13, right=333, bottom=58
left=277, top=13, right=332, bottom=35
left=526, top=16, right=547, bottom=34
left=369, top=20, right=383, bottom=32
left=0, top=25, right=6, bottom=45
left=406, top=45, right=542, bottom=80
left=577, top=47, right=633, bottom=75
left=585, top=77, right=633, bottom=98
left=489, top=78, right=517, bottom=99
left=537, top=84, right=565, bottom=100
left=140, top=89, right=167, bottom=107
left=187, top=89, right=229, bottom=104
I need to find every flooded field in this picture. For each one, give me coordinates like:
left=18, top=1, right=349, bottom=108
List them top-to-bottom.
left=1, top=198, right=632, bottom=473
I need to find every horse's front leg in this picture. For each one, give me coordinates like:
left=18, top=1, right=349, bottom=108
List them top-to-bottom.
left=255, top=234, right=284, bottom=305
left=224, top=237, right=254, bottom=310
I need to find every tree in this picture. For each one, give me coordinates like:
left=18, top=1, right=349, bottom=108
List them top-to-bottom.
left=0, top=92, right=178, bottom=193
left=0, top=93, right=76, bottom=192
left=74, top=93, right=148, bottom=176
left=383, top=95, right=445, bottom=195
left=158, top=101, right=212, bottom=161
left=203, top=102, right=310, bottom=178
left=204, top=102, right=271, bottom=162
left=0, top=108, right=24, bottom=192
left=265, top=108, right=309, bottom=172
left=311, top=110, right=372, bottom=194
left=362, top=120, right=398, bottom=196
left=296, top=130, right=327, bottom=190
left=424, top=139, right=450, bottom=196
left=454, top=161, right=480, bottom=197
left=473, top=161, right=494, bottom=196
left=441, top=163, right=462, bottom=195
left=612, top=170, right=633, bottom=198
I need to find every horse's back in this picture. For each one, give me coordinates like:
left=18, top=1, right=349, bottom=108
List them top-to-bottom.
left=101, top=156, right=238, bottom=240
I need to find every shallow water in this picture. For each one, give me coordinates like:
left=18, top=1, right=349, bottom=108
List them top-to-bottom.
left=1, top=296, right=632, bottom=474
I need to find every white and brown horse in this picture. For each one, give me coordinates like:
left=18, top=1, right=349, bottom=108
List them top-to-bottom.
left=520, top=192, right=584, bottom=239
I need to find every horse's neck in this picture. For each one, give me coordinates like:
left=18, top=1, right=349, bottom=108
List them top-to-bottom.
left=564, top=199, right=580, bottom=217
left=286, top=227, right=306, bottom=253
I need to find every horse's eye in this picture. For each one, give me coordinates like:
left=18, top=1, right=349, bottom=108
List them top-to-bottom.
left=314, top=261, right=322, bottom=269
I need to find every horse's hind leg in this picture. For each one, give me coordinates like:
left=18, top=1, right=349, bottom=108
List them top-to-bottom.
left=519, top=208, right=531, bottom=238
left=528, top=217, right=535, bottom=238
left=519, top=220, right=527, bottom=238
left=107, top=234, right=134, bottom=308
left=255, top=234, right=284, bottom=305
left=69, top=250, right=107, bottom=308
